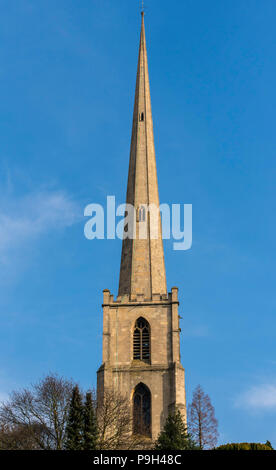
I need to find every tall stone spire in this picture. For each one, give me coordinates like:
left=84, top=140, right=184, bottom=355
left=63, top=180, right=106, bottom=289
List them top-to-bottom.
left=118, top=13, right=167, bottom=299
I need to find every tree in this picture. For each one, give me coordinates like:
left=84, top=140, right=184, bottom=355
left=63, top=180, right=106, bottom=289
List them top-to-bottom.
left=0, top=373, right=75, bottom=450
left=65, top=385, right=84, bottom=450
left=188, top=385, right=218, bottom=449
left=97, top=388, right=145, bottom=450
left=96, top=389, right=131, bottom=450
left=83, top=391, right=98, bottom=450
left=155, top=409, right=198, bottom=450
left=0, top=422, right=48, bottom=450
left=265, top=440, right=274, bottom=450
left=216, top=442, right=273, bottom=451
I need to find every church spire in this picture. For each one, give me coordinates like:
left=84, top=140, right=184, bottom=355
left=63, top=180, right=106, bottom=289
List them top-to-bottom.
left=118, top=14, right=167, bottom=299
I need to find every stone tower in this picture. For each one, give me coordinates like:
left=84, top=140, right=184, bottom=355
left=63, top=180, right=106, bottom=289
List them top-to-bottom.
left=97, top=13, right=186, bottom=441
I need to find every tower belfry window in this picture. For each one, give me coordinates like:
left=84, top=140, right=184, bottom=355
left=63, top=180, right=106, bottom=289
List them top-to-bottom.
left=139, top=112, right=144, bottom=122
left=133, top=317, right=150, bottom=362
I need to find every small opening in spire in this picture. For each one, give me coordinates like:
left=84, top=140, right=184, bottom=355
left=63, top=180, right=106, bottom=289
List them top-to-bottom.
left=139, top=112, right=144, bottom=122
left=138, top=206, right=146, bottom=222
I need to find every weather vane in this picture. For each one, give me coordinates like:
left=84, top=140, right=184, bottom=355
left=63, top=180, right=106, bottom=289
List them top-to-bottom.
left=140, top=0, right=145, bottom=14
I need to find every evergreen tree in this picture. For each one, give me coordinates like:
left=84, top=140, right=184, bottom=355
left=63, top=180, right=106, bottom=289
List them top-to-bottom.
left=65, top=385, right=84, bottom=450
left=83, top=392, right=98, bottom=450
left=155, top=409, right=198, bottom=450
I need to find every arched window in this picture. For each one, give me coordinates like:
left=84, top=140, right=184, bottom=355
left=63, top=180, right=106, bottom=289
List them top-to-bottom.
left=139, top=112, right=144, bottom=122
left=133, top=317, right=150, bottom=362
left=133, top=383, right=151, bottom=437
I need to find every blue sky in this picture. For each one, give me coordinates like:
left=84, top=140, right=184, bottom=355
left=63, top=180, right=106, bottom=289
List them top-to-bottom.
left=0, top=0, right=276, bottom=446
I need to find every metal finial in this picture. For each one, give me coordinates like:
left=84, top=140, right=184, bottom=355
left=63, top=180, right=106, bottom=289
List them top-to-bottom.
left=140, top=0, right=144, bottom=15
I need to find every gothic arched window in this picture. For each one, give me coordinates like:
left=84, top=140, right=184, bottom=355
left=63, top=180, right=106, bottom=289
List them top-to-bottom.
left=133, top=317, right=150, bottom=362
left=133, top=383, right=151, bottom=437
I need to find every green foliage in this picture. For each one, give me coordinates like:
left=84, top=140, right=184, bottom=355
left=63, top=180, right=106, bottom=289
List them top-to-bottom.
left=65, top=386, right=84, bottom=450
left=83, top=392, right=98, bottom=450
left=155, top=409, right=198, bottom=450
left=265, top=440, right=274, bottom=450
left=216, top=442, right=274, bottom=451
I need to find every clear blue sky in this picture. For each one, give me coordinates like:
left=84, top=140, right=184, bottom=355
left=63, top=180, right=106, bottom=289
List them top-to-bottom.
left=0, top=0, right=276, bottom=446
